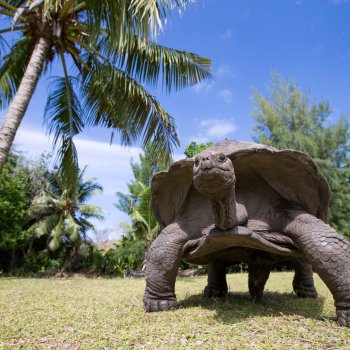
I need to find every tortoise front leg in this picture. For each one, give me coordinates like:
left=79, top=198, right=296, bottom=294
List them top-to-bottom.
left=285, top=210, right=350, bottom=326
left=144, top=223, right=188, bottom=312
left=203, top=260, right=229, bottom=298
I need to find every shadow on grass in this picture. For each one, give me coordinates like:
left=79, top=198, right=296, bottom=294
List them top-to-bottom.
left=179, top=291, right=330, bottom=324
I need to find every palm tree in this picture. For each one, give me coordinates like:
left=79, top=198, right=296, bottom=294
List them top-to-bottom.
left=0, top=0, right=211, bottom=186
left=116, top=143, right=167, bottom=245
left=30, top=167, right=104, bottom=270
left=121, top=181, right=160, bottom=247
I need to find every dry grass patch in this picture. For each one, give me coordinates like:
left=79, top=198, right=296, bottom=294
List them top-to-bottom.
left=1, top=272, right=350, bottom=349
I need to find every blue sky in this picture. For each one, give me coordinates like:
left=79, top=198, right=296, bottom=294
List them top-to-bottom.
left=5, top=0, right=350, bottom=239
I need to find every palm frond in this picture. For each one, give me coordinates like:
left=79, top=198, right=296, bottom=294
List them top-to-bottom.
left=0, top=0, right=17, bottom=12
left=4, top=0, right=27, bottom=5
left=28, top=0, right=44, bottom=11
left=84, top=0, right=188, bottom=50
left=84, top=0, right=122, bottom=47
left=129, top=0, right=189, bottom=39
left=0, top=9, right=14, bottom=17
left=0, top=35, right=9, bottom=58
left=0, top=36, right=33, bottom=108
left=116, top=40, right=212, bottom=93
left=83, top=60, right=179, bottom=161
left=44, top=75, right=84, bottom=188
left=54, top=136, right=79, bottom=191
left=77, top=176, right=103, bottom=203
left=137, top=183, right=158, bottom=229
left=115, top=192, right=133, bottom=215
left=30, top=195, right=63, bottom=216
left=78, top=204, right=104, bottom=220
left=130, top=208, right=148, bottom=227
left=34, top=213, right=60, bottom=237
left=64, top=213, right=80, bottom=241
left=48, top=217, right=63, bottom=250
left=77, top=217, right=95, bottom=239
left=78, top=217, right=95, bottom=231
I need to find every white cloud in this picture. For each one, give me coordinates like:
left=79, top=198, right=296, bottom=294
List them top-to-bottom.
left=221, top=29, right=233, bottom=40
left=216, top=65, right=237, bottom=80
left=192, top=80, right=214, bottom=93
left=218, top=89, right=233, bottom=104
left=190, top=118, right=238, bottom=142
left=200, top=119, right=237, bottom=138
left=14, top=128, right=143, bottom=238
left=190, top=135, right=210, bottom=144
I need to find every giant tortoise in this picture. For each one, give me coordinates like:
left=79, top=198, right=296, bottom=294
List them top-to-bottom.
left=143, top=140, right=350, bottom=326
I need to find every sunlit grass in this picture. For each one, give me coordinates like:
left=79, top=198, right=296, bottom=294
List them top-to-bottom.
left=1, top=272, right=350, bottom=349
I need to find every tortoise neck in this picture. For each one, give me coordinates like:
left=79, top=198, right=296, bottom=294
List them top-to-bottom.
left=211, top=186, right=247, bottom=230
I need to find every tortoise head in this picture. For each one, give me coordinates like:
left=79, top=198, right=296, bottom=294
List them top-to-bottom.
left=193, top=152, right=236, bottom=199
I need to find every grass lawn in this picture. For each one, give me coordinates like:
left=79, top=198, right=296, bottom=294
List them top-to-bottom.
left=1, top=272, right=350, bottom=349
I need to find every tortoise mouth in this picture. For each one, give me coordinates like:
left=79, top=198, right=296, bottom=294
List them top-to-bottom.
left=193, top=166, right=232, bottom=177
left=193, top=167, right=235, bottom=183
left=193, top=168, right=235, bottom=197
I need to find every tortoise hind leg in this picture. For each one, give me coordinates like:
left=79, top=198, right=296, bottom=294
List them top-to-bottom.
left=204, top=260, right=229, bottom=298
left=291, top=260, right=317, bottom=299
left=248, top=261, right=272, bottom=302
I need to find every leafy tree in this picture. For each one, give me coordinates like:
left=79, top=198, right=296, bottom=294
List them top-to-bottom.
left=0, top=0, right=212, bottom=186
left=252, top=74, right=350, bottom=237
left=184, top=141, right=213, bottom=158
left=116, top=144, right=169, bottom=248
left=116, top=144, right=169, bottom=212
left=0, top=151, right=50, bottom=270
left=30, top=167, right=104, bottom=270
left=121, top=182, right=160, bottom=247
left=91, top=234, right=145, bottom=276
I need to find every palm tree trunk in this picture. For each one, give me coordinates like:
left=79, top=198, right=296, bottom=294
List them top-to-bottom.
left=0, top=36, right=50, bottom=172
left=61, top=244, right=77, bottom=272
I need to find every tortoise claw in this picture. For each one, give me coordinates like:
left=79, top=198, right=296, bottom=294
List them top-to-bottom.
left=293, top=283, right=318, bottom=299
left=203, top=285, right=227, bottom=298
left=295, top=289, right=318, bottom=299
left=144, top=297, right=178, bottom=312
left=336, top=309, right=350, bottom=327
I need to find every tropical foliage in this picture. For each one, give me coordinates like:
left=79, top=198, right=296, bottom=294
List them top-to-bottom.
left=0, top=0, right=212, bottom=187
left=252, top=73, right=350, bottom=237
left=184, top=141, right=213, bottom=158
left=116, top=144, right=169, bottom=248
left=0, top=149, right=107, bottom=274
left=0, top=151, right=50, bottom=271
left=29, top=167, right=104, bottom=269
left=91, top=234, right=145, bottom=275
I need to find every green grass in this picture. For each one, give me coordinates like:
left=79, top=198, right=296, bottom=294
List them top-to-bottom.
left=1, top=272, right=350, bottom=349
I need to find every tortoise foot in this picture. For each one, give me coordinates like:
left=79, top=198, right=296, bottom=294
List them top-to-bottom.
left=249, top=284, right=264, bottom=302
left=293, top=284, right=318, bottom=299
left=203, top=285, right=227, bottom=298
left=144, top=296, right=178, bottom=312
left=336, top=309, right=350, bottom=327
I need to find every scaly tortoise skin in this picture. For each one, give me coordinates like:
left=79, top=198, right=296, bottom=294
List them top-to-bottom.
left=144, top=140, right=350, bottom=326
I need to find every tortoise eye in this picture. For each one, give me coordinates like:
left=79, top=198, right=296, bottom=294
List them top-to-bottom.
left=217, top=154, right=226, bottom=162
left=194, top=157, right=200, bottom=166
